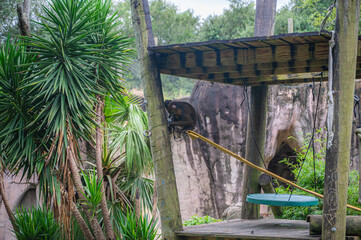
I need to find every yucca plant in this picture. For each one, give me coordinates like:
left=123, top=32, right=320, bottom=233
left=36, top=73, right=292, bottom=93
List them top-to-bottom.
left=0, top=0, right=155, bottom=239
left=11, top=0, right=131, bottom=239
left=0, top=37, right=50, bottom=231
left=106, top=93, right=154, bottom=212
left=12, top=206, right=62, bottom=240
left=119, top=210, right=160, bottom=240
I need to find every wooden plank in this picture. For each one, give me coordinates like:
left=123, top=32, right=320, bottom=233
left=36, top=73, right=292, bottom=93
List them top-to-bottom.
left=148, top=32, right=326, bottom=53
left=301, top=35, right=331, bottom=43
left=280, top=36, right=310, bottom=44
left=261, top=38, right=289, bottom=46
left=238, top=40, right=271, bottom=47
left=232, top=41, right=256, bottom=48
left=158, top=42, right=330, bottom=70
left=207, top=43, right=232, bottom=50
left=189, top=45, right=215, bottom=51
left=170, top=46, right=194, bottom=53
left=155, top=49, right=180, bottom=54
left=160, top=59, right=329, bottom=75
left=177, top=65, right=328, bottom=80
left=215, top=72, right=326, bottom=85
left=222, top=73, right=361, bottom=86
left=246, top=78, right=324, bottom=87
left=176, top=219, right=321, bottom=240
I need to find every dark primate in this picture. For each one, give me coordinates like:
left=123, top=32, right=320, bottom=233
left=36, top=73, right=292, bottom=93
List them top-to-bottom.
left=164, top=100, right=197, bottom=131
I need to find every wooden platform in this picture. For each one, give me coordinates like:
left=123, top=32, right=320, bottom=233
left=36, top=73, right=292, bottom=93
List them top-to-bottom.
left=149, top=32, right=361, bottom=86
left=176, top=219, right=360, bottom=240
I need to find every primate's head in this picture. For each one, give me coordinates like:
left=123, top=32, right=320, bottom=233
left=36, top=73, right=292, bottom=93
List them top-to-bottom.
left=164, top=100, right=172, bottom=108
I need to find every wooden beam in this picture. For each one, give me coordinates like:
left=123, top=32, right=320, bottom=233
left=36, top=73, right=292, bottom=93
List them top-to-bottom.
left=130, top=0, right=183, bottom=239
left=241, top=0, right=276, bottom=220
left=322, top=0, right=360, bottom=239
left=158, top=42, right=330, bottom=70
left=160, top=59, right=329, bottom=76
left=176, top=65, right=328, bottom=80
left=190, top=72, right=326, bottom=86
left=203, top=73, right=361, bottom=87
left=258, top=174, right=283, bottom=218
left=308, top=215, right=361, bottom=237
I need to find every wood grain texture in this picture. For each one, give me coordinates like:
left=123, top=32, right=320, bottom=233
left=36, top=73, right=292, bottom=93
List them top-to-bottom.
left=130, top=0, right=183, bottom=239
left=241, top=0, right=275, bottom=219
left=322, top=1, right=360, bottom=239
left=149, top=32, right=361, bottom=86
left=308, top=215, right=361, bottom=237
left=176, top=219, right=321, bottom=240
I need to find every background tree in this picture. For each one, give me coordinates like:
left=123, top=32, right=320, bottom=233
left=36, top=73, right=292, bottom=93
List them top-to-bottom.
left=0, top=0, right=47, bottom=42
left=200, top=0, right=255, bottom=40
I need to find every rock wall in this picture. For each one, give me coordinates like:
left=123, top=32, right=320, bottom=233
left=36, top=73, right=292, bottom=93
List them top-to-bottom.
left=172, top=80, right=361, bottom=221
left=172, top=82, right=247, bottom=220
left=0, top=174, right=38, bottom=240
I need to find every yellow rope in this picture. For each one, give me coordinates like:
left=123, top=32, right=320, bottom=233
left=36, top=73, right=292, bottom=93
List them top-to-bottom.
left=187, top=130, right=361, bottom=212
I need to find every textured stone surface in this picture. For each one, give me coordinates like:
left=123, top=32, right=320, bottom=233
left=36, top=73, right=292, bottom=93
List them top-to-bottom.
left=172, top=80, right=361, bottom=221
left=172, top=81, right=247, bottom=220
left=0, top=174, right=37, bottom=240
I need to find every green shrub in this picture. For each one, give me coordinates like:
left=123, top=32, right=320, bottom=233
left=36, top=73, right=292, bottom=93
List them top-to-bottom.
left=275, top=129, right=361, bottom=220
left=12, top=205, right=62, bottom=240
left=119, top=210, right=159, bottom=240
left=183, top=215, right=222, bottom=226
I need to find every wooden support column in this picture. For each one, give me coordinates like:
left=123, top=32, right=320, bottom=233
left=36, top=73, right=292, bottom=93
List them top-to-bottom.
left=241, top=0, right=277, bottom=219
left=322, top=0, right=360, bottom=239
left=130, top=1, right=183, bottom=239
left=356, top=127, right=361, bottom=203
left=258, top=174, right=283, bottom=218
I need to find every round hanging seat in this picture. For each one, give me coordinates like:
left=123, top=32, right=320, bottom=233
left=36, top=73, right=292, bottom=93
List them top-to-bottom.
left=246, top=193, right=319, bottom=207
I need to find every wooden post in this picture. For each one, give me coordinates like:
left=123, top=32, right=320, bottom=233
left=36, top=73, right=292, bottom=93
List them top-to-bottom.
left=130, top=0, right=183, bottom=239
left=241, top=0, right=276, bottom=219
left=322, top=0, right=360, bottom=239
left=288, top=18, right=293, bottom=33
left=356, top=128, right=361, bottom=203
left=258, top=174, right=283, bottom=218
left=308, top=215, right=361, bottom=237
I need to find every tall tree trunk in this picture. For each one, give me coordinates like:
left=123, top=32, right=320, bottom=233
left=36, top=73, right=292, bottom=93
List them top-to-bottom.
left=17, top=0, right=31, bottom=37
left=130, top=0, right=183, bottom=239
left=241, top=0, right=277, bottom=219
left=322, top=0, right=360, bottom=239
left=95, top=95, right=114, bottom=239
left=67, top=146, right=106, bottom=240
left=60, top=182, right=95, bottom=240
left=71, top=202, right=95, bottom=240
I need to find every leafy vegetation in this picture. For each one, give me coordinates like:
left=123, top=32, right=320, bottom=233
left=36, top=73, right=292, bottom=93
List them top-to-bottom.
left=0, top=0, right=157, bottom=239
left=275, top=130, right=361, bottom=220
left=13, top=206, right=62, bottom=240
left=119, top=210, right=160, bottom=240
left=183, top=215, right=222, bottom=226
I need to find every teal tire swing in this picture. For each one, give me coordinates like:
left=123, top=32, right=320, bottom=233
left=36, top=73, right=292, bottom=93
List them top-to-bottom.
left=246, top=193, right=319, bottom=207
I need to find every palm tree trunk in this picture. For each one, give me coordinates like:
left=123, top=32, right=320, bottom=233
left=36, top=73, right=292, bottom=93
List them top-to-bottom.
left=95, top=95, right=114, bottom=239
left=67, top=146, right=106, bottom=240
left=0, top=167, right=17, bottom=232
left=60, top=180, right=95, bottom=240
left=71, top=202, right=95, bottom=240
